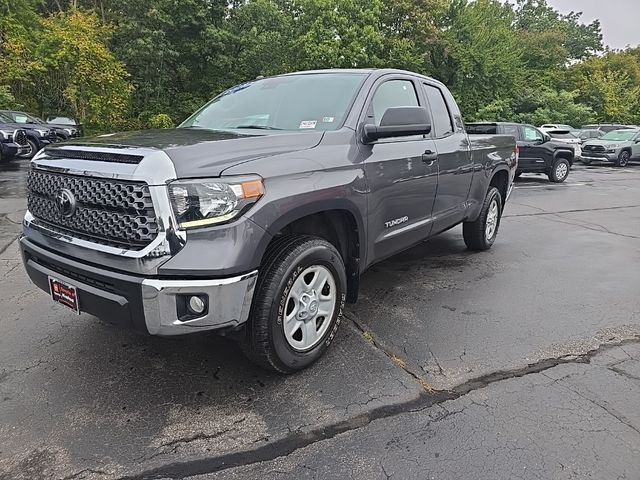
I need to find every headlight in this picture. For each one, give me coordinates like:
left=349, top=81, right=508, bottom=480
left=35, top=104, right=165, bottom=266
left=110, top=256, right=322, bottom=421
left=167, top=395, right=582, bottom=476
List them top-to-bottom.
left=34, top=128, right=49, bottom=137
left=63, top=128, right=76, bottom=135
left=0, top=129, right=11, bottom=140
left=168, top=177, right=264, bottom=229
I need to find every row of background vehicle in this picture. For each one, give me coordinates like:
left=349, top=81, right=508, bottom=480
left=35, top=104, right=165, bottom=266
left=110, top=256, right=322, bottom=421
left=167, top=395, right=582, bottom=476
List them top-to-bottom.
left=0, top=110, right=82, bottom=163
left=539, top=123, right=640, bottom=167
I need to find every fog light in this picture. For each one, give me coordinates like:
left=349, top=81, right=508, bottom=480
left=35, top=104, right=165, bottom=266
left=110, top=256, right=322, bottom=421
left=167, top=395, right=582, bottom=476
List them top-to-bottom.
left=188, top=295, right=206, bottom=315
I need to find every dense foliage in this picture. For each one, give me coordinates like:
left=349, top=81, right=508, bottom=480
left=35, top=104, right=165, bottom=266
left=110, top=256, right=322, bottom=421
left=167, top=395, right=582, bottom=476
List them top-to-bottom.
left=1, top=0, right=636, bottom=132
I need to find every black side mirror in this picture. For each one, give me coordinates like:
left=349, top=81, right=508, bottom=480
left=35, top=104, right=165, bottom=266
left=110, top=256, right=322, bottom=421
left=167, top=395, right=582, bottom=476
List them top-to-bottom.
left=363, top=106, right=431, bottom=143
left=542, top=133, right=551, bottom=143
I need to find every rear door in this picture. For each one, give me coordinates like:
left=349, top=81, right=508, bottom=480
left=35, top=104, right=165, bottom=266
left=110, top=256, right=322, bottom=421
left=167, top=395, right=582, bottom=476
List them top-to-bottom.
left=360, top=75, right=439, bottom=262
left=421, top=82, right=474, bottom=233
left=518, top=125, right=547, bottom=171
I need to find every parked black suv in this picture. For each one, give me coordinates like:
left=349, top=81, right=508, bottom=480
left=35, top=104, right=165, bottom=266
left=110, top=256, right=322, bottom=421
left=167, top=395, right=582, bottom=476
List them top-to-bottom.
left=0, top=110, right=81, bottom=141
left=0, top=112, right=57, bottom=158
left=467, top=122, right=575, bottom=183
left=0, top=127, right=29, bottom=163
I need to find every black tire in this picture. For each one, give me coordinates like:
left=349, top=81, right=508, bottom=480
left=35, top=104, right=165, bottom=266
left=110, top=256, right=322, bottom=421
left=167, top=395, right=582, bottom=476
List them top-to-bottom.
left=21, top=138, right=38, bottom=159
left=615, top=150, right=630, bottom=167
left=581, top=157, right=592, bottom=165
left=549, top=158, right=570, bottom=183
left=463, top=186, right=502, bottom=251
left=243, top=235, right=347, bottom=373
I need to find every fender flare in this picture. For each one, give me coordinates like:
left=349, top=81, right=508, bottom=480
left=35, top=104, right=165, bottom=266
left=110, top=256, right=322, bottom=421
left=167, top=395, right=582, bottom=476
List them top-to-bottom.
left=260, top=197, right=367, bottom=268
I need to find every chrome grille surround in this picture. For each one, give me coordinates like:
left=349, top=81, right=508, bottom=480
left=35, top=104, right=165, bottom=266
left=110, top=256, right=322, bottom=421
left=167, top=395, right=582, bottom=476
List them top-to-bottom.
left=23, top=146, right=186, bottom=266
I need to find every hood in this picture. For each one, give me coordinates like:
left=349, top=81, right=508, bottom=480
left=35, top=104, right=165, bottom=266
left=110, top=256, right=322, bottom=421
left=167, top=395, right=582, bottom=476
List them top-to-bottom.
left=0, top=122, right=49, bottom=133
left=54, top=128, right=325, bottom=177
left=551, top=137, right=580, bottom=144
left=584, top=138, right=631, bottom=147
left=545, top=140, right=574, bottom=150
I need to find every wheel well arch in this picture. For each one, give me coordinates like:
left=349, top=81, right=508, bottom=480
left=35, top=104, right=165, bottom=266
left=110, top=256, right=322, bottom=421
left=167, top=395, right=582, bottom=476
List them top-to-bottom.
left=554, top=149, right=575, bottom=165
left=489, top=169, right=509, bottom=203
left=264, top=208, right=363, bottom=303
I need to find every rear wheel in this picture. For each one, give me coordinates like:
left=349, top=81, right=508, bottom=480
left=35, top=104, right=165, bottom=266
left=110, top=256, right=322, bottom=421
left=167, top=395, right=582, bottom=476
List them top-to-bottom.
left=615, top=150, right=630, bottom=167
left=549, top=158, right=570, bottom=183
left=463, top=186, right=502, bottom=251
left=243, top=235, right=347, bottom=373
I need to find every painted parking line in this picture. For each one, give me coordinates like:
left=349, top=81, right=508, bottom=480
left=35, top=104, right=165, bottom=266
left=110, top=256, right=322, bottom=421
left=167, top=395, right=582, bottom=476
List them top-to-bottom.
left=515, top=183, right=588, bottom=189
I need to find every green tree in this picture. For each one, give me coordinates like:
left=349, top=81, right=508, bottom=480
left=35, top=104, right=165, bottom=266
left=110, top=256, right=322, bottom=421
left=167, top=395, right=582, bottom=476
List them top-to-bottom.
left=434, top=0, right=523, bottom=117
left=33, top=10, right=133, bottom=129
left=568, top=49, right=640, bottom=123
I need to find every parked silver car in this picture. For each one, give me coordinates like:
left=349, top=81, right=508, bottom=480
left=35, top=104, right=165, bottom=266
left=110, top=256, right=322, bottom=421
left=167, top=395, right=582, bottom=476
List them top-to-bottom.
left=582, top=128, right=640, bottom=167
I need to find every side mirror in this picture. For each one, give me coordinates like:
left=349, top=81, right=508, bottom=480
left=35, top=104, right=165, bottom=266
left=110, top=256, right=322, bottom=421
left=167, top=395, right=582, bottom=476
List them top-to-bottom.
left=363, top=106, right=431, bottom=143
left=542, top=133, right=551, bottom=143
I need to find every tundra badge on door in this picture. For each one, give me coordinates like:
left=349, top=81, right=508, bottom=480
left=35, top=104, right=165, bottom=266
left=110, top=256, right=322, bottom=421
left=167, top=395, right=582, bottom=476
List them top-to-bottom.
left=385, top=216, right=409, bottom=229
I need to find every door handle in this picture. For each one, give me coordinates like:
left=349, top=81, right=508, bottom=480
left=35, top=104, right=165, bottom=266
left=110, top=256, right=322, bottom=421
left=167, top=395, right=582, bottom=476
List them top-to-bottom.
left=422, top=150, right=438, bottom=166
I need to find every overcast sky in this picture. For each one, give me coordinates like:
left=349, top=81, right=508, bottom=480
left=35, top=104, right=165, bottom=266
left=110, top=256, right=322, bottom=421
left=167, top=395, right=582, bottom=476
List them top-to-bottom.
left=541, top=0, right=640, bottom=50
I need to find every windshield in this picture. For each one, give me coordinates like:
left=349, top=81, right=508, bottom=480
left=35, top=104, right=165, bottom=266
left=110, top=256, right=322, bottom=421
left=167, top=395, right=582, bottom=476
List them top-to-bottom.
left=180, top=73, right=366, bottom=132
left=11, top=112, right=41, bottom=124
left=0, top=113, right=13, bottom=123
left=601, top=130, right=638, bottom=141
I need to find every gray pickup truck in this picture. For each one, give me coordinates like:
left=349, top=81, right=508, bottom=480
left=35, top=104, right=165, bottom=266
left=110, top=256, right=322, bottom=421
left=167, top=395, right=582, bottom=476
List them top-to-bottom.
left=20, top=69, right=517, bottom=372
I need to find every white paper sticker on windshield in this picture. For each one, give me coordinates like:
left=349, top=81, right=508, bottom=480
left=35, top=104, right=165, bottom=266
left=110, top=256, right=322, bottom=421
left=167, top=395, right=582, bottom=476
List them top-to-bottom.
left=322, top=116, right=335, bottom=123
left=299, top=120, right=317, bottom=129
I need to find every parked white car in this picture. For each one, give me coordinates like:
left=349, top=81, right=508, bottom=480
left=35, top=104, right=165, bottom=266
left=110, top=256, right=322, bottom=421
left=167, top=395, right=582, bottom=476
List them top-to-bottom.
left=540, top=124, right=576, bottom=133
left=546, top=129, right=582, bottom=158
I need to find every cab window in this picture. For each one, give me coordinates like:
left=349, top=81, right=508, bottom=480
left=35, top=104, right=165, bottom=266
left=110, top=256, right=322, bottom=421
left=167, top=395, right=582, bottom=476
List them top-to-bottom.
left=371, top=80, right=419, bottom=126
left=423, top=84, right=454, bottom=138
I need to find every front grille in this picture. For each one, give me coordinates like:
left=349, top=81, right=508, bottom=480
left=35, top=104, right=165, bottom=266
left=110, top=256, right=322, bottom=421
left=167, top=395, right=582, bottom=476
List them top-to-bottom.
left=14, top=129, right=28, bottom=146
left=584, top=145, right=605, bottom=152
left=45, top=149, right=144, bottom=164
left=27, top=169, right=159, bottom=250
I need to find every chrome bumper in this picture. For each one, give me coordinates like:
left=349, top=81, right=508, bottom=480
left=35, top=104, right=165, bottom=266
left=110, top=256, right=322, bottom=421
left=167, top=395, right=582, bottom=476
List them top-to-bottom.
left=142, top=272, right=258, bottom=336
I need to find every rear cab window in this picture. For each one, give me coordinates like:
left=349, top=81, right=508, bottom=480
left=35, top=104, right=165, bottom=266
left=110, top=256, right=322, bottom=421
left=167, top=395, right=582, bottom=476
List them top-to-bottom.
left=422, top=84, right=454, bottom=138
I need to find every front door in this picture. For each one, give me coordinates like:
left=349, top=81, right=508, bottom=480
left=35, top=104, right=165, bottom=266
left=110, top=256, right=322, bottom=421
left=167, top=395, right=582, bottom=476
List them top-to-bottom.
left=360, top=76, right=439, bottom=263
left=518, top=125, right=547, bottom=171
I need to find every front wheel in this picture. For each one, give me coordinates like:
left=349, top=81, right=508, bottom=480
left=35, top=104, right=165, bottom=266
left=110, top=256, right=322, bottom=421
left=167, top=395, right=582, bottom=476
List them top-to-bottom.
left=20, top=138, right=38, bottom=159
left=615, top=150, right=630, bottom=167
left=581, top=157, right=592, bottom=165
left=549, top=158, right=570, bottom=183
left=463, top=186, right=502, bottom=251
left=243, top=235, right=347, bottom=373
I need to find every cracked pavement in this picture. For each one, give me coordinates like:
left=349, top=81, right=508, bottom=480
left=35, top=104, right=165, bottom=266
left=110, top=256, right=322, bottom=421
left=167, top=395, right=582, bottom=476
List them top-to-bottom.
left=0, top=161, right=639, bottom=479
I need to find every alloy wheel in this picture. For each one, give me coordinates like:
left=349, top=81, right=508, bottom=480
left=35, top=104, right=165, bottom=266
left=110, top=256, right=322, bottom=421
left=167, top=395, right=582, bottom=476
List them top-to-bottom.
left=283, top=265, right=337, bottom=352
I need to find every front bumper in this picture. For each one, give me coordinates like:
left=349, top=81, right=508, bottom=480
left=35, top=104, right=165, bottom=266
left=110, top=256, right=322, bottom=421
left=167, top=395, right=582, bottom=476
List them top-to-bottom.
left=0, top=142, right=26, bottom=159
left=581, top=153, right=617, bottom=162
left=20, top=237, right=257, bottom=336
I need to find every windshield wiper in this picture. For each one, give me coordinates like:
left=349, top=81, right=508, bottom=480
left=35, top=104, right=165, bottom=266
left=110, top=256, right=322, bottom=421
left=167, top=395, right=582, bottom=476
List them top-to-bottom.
left=233, top=125, right=284, bottom=130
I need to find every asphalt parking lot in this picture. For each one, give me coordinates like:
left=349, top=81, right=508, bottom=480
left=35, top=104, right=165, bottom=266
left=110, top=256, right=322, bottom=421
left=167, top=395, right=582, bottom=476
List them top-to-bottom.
left=1, top=160, right=639, bottom=480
